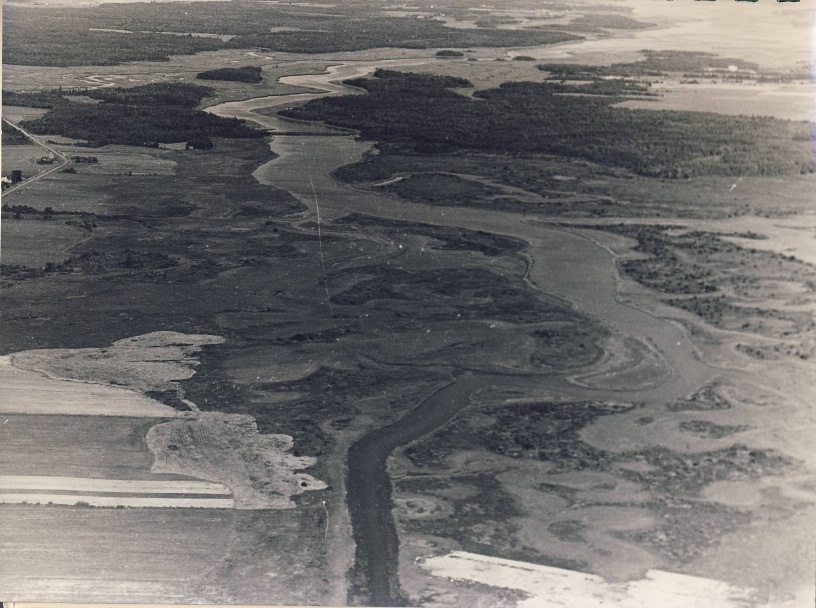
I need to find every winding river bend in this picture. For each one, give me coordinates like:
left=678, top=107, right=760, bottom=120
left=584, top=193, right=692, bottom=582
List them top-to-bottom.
left=207, top=64, right=722, bottom=605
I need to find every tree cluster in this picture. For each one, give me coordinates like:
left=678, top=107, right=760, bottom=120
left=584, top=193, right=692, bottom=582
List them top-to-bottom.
left=196, top=66, right=263, bottom=83
left=19, top=82, right=263, bottom=148
left=84, top=83, right=213, bottom=108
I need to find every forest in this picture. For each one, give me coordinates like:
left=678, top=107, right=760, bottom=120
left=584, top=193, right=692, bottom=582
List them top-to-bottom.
left=3, top=3, right=580, bottom=66
left=3, top=5, right=223, bottom=66
left=197, top=66, right=264, bottom=83
left=282, top=70, right=814, bottom=178
left=19, top=83, right=262, bottom=147
left=83, top=83, right=213, bottom=108
left=3, top=89, right=70, bottom=109
left=2, top=124, right=31, bottom=146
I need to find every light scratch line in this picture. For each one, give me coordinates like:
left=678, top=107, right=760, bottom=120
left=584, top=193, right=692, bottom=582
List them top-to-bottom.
left=310, top=177, right=335, bottom=321
left=322, top=500, right=330, bottom=551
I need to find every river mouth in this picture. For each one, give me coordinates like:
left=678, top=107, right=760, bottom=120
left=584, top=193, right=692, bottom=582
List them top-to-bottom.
left=204, top=62, right=814, bottom=606
left=206, top=67, right=707, bottom=605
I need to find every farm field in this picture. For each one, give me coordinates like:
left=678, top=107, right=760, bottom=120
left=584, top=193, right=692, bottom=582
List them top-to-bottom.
left=1, top=144, right=55, bottom=180
left=0, top=220, right=89, bottom=267
left=0, top=364, right=178, bottom=417
left=0, top=414, right=178, bottom=479
left=0, top=505, right=237, bottom=602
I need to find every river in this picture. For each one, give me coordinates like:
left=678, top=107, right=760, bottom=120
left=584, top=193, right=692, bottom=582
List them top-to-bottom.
left=205, top=63, right=725, bottom=606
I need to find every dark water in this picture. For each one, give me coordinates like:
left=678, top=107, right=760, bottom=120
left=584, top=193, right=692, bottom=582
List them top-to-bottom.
left=346, top=373, right=510, bottom=606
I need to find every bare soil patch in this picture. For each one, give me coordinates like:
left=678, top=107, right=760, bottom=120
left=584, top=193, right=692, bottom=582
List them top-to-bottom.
left=11, top=331, right=225, bottom=395
left=147, top=412, right=327, bottom=508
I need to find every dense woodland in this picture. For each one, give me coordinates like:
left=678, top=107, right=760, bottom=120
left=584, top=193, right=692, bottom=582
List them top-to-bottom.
left=3, top=3, right=579, bottom=66
left=3, top=5, right=223, bottom=66
left=197, top=66, right=264, bottom=83
left=282, top=70, right=814, bottom=178
left=18, top=83, right=262, bottom=148
left=83, top=83, right=213, bottom=108
left=3, top=89, right=70, bottom=109
left=2, top=124, right=32, bottom=146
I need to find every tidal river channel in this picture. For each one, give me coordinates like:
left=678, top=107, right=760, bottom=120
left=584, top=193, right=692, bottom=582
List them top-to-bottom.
left=206, top=64, right=724, bottom=605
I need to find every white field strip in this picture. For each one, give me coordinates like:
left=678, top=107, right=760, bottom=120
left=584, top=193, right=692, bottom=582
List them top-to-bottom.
left=0, top=361, right=177, bottom=417
left=0, top=476, right=231, bottom=495
left=0, top=476, right=234, bottom=508
left=0, top=494, right=234, bottom=508
left=422, top=551, right=759, bottom=608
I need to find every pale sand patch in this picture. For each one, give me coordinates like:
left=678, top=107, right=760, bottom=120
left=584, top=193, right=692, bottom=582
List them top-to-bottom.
left=710, top=214, right=816, bottom=266
left=10, top=331, right=225, bottom=395
left=0, top=363, right=177, bottom=417
left=580, top=375, right=816, bottom=465
left=147, top=412, right=327, bottom=509
left=530, top=470, right=652, bottom=505
left=502, top=472, right=657, bottom=581
left=0, top=476, right=231, bottom=495
left=702, top=477, right=816, bottom=508
left=0, top=494, right=234, bottom=508
left=422, top=551, right=759, bottom=608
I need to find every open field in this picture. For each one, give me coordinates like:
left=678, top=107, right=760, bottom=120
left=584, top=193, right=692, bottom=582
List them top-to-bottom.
left=2, top=106, right=48, bottom=123
left=1, top=143, right=55, bottom=179
left=60, top=146, right=178, bottom=176
left=1, top=220, right=89, bottom=267
left=0, top=414, right=175, bottom=479
left=0, top=501, right=337, bottom=604
left=0, top=505, right=237, bottom=602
